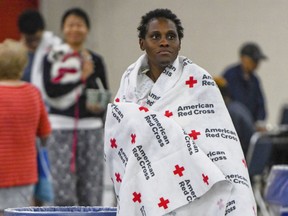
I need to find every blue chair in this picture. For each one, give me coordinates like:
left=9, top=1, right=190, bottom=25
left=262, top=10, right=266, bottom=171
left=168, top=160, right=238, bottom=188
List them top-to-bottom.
left=279, top=105, right=288, bottom=125
left=246, top=132, right=273, bottom=216
left=246, top=132, right=273, bottom=177
left=264, top=165, right=288, bottom=216
left=280, top=208, right=288, bottom=216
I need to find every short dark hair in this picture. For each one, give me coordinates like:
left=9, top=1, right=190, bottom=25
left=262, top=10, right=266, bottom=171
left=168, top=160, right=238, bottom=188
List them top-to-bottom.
left=61, top=7, right=90, bottom=30
left=137, top=8, right=184, bottom=40
left=18, top=10, right=45, bottom=34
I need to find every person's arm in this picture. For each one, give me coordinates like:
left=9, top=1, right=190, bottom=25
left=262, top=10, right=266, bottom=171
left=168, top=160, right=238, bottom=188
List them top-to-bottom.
left=86, top=52, right=109, bottom=90
left=85, top=53, right=110, bottom=114
left=43, top=55, right=82, bottom=98
left=96, top=55, right=109, bottom=89
left=253, top=77, right=267, bottom=132
left=255, top=79, right=266, bottom=121
left=37, top=89, right=52, bottom=146
left=39, top=136, right=49, bottom=147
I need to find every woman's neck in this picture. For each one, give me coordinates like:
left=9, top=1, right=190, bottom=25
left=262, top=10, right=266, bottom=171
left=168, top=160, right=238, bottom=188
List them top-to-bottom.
left=68, top=43, right=84, bottom=52
left=147, top=64, right=164, bottom=82
left=0, top=79, right=24, bottom=86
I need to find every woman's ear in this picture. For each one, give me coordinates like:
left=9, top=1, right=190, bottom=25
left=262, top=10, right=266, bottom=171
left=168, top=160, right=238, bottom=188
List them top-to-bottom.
left=139, top=39, right=145, bottom=51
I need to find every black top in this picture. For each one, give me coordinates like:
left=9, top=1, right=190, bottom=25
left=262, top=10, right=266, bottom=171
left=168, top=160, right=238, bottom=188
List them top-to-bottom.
left=43, top=50, right=109, bottom=119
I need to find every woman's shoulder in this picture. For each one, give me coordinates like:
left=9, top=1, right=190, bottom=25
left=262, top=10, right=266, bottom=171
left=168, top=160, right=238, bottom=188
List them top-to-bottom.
left=182, top=59, right=212, bottom=79
left=0, top=82, right=41, bottom=97
left=22, top=83, right=42, bottom=95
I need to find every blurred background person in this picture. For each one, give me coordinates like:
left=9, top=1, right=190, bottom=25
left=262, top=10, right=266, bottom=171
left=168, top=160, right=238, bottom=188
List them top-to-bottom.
left=43, top=7, right=109, bottom=206
left=18, top=9, right=61, bottom=100
left=18, top=9, right=61, bottom=206
left=0, top=39, right=51, bottom=215
left=222, top=42, right=268, bottom=131
left=214, top=76, right=255, bottom=156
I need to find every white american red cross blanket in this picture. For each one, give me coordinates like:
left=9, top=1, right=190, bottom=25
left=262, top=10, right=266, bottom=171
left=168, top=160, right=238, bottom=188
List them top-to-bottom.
left=104, top=54, right=256, bottom=216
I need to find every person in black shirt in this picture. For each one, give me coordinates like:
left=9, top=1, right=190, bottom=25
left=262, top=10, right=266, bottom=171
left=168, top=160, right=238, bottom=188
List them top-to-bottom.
left=43, top=7, right=109, bottom=206
left=222, top=43, right=267, bottom=131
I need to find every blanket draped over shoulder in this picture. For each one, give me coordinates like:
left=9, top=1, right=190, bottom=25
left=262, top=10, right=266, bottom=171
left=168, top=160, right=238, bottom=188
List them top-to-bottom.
left=104, top=54, right=256, bottom=216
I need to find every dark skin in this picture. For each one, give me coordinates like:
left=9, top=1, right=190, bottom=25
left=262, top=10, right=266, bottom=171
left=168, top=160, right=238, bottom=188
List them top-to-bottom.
left=139, top=18, right=181, bottom=82
left=20, top=30, right=43, bottom=52
left=240, top=55, right=259, bottom=80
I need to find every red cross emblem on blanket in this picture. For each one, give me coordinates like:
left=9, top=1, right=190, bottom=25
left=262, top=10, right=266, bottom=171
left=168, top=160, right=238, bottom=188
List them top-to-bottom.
left=185, top=76, right=197, bottom=88
left=115, top=98, right=120, bottom=103
left=139, top=106, right=149, bottom=112
left=164, top=110, right=173, bottom=118
left=189, top=130, right=201, bottom=140
left=131, top=134, right=136, bottom=144
left=110, top=138, right=117, bottom=149
left=173, top=165, right=185, bottom=177
left=115, top=173, right=122, bottom=183
left=202, top=173, right=209, bottom=185
left=132, top=192, right=142, bottom=203
left=158, top=197, right=170, bottom=209
left=217, top=199, right=225, bottom=210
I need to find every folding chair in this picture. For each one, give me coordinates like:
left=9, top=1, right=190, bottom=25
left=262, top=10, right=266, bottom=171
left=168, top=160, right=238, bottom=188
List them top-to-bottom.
left=246, top=132, right=273, bottom=216
left=264, top=165, right=288, bottom=216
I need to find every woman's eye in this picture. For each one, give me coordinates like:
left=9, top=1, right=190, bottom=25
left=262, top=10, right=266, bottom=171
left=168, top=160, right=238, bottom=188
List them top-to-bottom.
left=151, top=34, right=159, bottom=40
left=167, top=34, right=176, bottom=40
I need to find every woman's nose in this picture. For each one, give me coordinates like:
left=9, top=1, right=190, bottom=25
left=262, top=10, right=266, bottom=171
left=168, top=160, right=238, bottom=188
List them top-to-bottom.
left=159, top=37, right=169, bottom=46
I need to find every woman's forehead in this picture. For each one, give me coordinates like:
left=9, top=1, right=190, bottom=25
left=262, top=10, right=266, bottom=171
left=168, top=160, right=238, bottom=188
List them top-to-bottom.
left=147, top=18, right=177, bottom=32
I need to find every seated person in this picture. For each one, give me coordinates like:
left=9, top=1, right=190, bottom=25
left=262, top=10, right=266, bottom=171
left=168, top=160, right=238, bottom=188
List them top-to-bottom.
left=214, top=76, right=255, bottom=156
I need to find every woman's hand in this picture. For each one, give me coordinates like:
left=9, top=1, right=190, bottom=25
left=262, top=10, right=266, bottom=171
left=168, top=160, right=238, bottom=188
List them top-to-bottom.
left=81, top=50, right=94, bottom=81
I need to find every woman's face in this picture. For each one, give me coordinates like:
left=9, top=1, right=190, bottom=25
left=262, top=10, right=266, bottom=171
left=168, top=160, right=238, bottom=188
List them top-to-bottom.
left=62, top=14, right=89, bottom=47
left=139, top=18, right=181, bottom=70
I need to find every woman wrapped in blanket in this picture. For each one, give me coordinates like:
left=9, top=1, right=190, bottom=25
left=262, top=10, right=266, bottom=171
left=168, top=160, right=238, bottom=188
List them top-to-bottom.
left=43, top=8, right=109, bottom=206
left=104, top=8, right=256, bottom=216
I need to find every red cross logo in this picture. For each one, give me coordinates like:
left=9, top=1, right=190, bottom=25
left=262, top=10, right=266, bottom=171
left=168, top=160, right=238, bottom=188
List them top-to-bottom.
left=185, top=76, right=197, bottom=88
left=115, top=98, right=120, bottom=102
left=139, top=106, right=149, bottom=112
left=164, top=110, right=173, bottom=118
left=188, top=130, right=201, bottom=140
left=131, top=134, right=136, bottom=144
left=110, top=138, right=117, bottom=149
left=242, top=159, right=247, bottom=168
left=173, top=165, right=185, bottom=177
left=115, top=173, right=122, bottom=183
left=202, top=173, right=209, bottom=185
left=132, top=192, right=141, bottom=203
left=158, top=197, right=170, bottom=209
left=217, top=199, right=225, bottom=210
